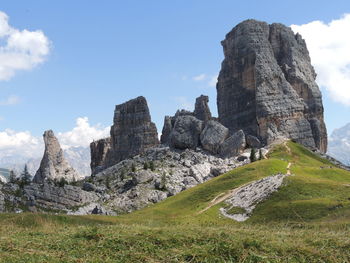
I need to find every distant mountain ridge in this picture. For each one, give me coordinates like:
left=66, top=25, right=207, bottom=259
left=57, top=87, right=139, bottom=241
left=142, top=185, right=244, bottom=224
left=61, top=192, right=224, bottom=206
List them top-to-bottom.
left=328, top=123, right=350, bottom=165
left=0, top=146, right=91, bottom=178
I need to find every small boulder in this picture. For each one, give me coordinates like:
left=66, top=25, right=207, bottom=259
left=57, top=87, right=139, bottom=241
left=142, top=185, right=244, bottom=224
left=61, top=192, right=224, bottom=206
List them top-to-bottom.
left=200, top=120, right=229, bottom=154
left=220, top=130, right=246, bottom=158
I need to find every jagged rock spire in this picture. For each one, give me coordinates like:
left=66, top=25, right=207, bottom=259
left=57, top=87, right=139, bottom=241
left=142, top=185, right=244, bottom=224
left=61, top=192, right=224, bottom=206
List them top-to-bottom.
left=33, top=130, right=81, bottom=183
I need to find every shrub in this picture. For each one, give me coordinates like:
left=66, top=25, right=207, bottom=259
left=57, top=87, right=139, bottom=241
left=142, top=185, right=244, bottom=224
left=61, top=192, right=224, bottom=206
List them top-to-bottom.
left=250, top=148, right=257, bottom=163
left=149, top=161, right=155, bottom=171
left=131, top=163, right=136, bottom=172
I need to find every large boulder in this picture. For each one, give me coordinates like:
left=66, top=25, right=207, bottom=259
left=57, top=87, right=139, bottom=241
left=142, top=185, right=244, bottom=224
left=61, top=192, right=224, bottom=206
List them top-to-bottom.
left=216, top=19, right=327, bottom=152
left=170, top=115, right=203, bottom=149
left=200, top=120, right=229, bottom=154
left=33, top=130, right=82, bottom=183
left=220, top=130, right=246, bottom=158
left=246, top=135, right=261, bottom=148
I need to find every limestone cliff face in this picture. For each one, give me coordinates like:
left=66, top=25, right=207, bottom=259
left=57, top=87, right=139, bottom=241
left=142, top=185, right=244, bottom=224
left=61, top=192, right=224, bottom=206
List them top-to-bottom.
left=217, top=20, right=327, bottom=152
left=90, top=96, right=159, bottom=174
left=110, top=96, right=159, bottom=163
left=33, top=130, right=82, bottom=183
left=90, top=137, right=112, bottom=174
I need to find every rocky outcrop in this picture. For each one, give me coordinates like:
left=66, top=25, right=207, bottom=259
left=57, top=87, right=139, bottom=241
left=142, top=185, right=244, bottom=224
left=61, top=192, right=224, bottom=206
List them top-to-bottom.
left=217, top=19, right=327, bottom=153
left=160, top=95, right=247, bottom=157
left=194, top=95, right=212, bottom=122
left=90, top=96, right=159, bottom=174
left=111, top=96, right=159, bottom=162
left=170, top=115, right=203, bottom=150
left=200, top=120, right=229, bottom=154
left=33, top=130, right=82, bottom=183
left=219, top=130, right=246, bottom=158
left=246, top=135, right=261, bottom=149
left=90, top=138, right=112, bottom=175
left=91, top=146, right=249, bottom=213
left=23, top=183, right=99, bottom=212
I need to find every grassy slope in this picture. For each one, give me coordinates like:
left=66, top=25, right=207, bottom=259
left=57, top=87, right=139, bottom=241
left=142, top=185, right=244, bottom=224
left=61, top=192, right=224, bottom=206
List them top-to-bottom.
left=1, top=142, right=350, bottom=262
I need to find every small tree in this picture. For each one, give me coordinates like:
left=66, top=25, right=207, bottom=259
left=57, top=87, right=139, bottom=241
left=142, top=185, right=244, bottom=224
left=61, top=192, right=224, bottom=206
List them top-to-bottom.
left=250, top=148, right=257, bottom=163
left=259, top=149, right=263, bottom=160
left=149, top=161, right=155, bottom=171
left=143, top=162, right=149, bottom=170
left=131, top=163, right=136, bottom=172
left=20, top=164, right=32, bottom=185
left=9, top=170, right=17, bottom=183
left=57, top=177, right=68, bottom=187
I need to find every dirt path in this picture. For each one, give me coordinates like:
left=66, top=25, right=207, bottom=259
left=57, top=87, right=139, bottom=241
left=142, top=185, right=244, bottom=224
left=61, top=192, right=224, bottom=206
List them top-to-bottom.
left=197, top=183, right=250, bottom=215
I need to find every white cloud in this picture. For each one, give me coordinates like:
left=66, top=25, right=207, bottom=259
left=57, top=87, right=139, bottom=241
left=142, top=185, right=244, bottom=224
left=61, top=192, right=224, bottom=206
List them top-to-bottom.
left=0, top=11, right=50, bottom=81
left=291, top=14, right=350, bottom=106
left=193, top=74, right=206, bottom=81
left=0, top=95, right=20, bottom=105
left=174, top=96, right=194, bottom=111
left=0, top=117, right=110, bottom=159
left=57, top=117, right=110, bottom=149
left=0, top=129, right=43, bottom=158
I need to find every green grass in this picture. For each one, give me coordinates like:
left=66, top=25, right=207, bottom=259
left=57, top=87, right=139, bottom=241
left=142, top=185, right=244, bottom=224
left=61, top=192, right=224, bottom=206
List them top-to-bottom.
left=1, top=141, right=350, bottom=262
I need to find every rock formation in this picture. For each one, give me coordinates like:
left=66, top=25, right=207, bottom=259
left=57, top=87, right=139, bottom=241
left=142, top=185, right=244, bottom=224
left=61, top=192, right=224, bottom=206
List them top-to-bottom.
left=217, top=19, right=327, bottom=152
left=161, top=95, right=248, bottom=156
left=194, top=95, right=212, bottom=122
left=90, top=96, right=159, bottom=174
left=170, top=115, right=203, bottom=150
left=200, top=120, right=229, bottom=154
left=33, top=130, right=82, bottom=183
left=219, top=130, right=246, bottom=158
left=90, top=138, right=112, bottom=174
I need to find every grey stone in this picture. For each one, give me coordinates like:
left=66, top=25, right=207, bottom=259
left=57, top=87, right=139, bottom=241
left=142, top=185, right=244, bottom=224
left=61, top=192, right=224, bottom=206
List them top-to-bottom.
left=217, top=19, right=327, bottom=153
left=194, top=95, right=212, bottom=122
left=90, top=96, right=159, bottom=174
left=170, top=115, right=204, bottom=149
left=160, top=116, right=173, bottom=144
left=200, top=120, right=229, bottom=154
left=33, top=130, right=82, bottom=183
left=220, top=130, right=246, bottom=158
left=246, top=135, right=261, bottom=148
left=90, top=138, right=112, bottom=175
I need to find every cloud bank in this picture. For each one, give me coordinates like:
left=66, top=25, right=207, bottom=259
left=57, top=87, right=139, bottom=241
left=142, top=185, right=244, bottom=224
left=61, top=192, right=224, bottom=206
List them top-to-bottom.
left=0, top=11, right=50, bottom=81
left=291, top=14, right=350, bottom=106
left=0, top=117, right=110, bottom=158
left=57, top=117, right=110, bottom=150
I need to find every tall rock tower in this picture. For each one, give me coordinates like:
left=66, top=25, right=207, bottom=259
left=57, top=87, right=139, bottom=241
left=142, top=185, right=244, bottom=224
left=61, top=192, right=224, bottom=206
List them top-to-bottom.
left=216, top=20, right=327, bottom=152
left=90, top=96, right=159, bottom=174
left=33, top=130, right=81, bottom=183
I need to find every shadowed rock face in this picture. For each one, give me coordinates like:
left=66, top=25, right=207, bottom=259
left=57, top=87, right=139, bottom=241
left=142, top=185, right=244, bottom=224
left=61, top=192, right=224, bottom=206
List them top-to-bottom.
left=217, top=19, right=327, bottom=152
left=90, top=96, right=159, bottom=174
left=110, top=96, right=159, bottom=163
left=33, top=130, right=81, bottom=183
left=90, top=137, right=112, bottom=175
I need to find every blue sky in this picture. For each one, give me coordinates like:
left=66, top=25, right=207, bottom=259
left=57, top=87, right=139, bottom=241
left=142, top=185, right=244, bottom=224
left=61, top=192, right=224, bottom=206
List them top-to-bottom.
left=1, top=0, right=350, bottom=154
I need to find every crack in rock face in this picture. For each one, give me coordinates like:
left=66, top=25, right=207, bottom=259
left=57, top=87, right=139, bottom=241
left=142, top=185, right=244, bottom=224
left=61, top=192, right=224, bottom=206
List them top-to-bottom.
left=220, top=173, right=289, bottom=221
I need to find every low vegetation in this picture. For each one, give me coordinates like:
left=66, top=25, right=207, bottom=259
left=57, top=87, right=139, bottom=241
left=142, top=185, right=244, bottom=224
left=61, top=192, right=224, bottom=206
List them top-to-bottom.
left=1, top=142, right=350, bottom=262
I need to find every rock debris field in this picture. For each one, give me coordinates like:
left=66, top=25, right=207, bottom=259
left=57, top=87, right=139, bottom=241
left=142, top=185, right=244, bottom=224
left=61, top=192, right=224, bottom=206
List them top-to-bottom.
left=220, top=173, right=290, bottom=222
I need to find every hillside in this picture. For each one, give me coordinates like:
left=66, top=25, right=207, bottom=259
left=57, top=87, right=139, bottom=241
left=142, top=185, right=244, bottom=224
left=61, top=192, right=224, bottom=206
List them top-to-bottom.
left=1, top=142, right=350, bottom=262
